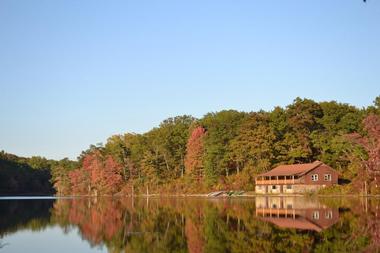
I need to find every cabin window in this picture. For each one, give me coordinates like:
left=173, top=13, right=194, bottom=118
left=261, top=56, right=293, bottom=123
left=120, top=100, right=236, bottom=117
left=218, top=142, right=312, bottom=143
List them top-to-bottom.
left=311, top=174, right=319, bottom=181
left=324, top=174, right=332, bottom=181
left=272, top=185, right=277, bottom=190
left=286, top=185, right=292, bottom=190
left=312, top=211, right=320, bottom=220
left=325, top=211, right=333, bottom=219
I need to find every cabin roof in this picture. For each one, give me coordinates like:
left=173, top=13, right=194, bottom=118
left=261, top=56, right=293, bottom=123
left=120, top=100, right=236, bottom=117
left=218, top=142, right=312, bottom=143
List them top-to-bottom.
left=257, top=161, right=325, bottom=177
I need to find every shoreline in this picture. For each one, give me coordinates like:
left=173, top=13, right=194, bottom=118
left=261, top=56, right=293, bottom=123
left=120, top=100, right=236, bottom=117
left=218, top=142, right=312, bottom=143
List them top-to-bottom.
left=2, top=193, right=379, bottom=199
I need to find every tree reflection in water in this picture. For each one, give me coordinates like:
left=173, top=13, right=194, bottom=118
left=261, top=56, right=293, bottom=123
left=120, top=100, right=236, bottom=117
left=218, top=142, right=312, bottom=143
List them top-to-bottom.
left=0, top=197, right=379, bottom=253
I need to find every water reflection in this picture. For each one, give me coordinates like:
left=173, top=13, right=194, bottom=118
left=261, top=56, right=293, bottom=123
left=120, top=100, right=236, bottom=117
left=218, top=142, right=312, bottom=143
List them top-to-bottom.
left=0, top=197, right=379, bottom=252
left=255, top=197, right=339, bottom=232
left=0, top=199, right=53, bottom=235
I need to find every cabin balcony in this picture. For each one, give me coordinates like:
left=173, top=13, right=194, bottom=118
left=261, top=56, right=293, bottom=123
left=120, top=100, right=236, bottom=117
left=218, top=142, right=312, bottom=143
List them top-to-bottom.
left=255, top=176, right=302, bottom=185
left=256, top=208, right=302, bottom=218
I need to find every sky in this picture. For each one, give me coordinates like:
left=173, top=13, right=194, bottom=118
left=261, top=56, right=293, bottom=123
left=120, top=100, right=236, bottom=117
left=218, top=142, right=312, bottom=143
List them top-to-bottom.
left=0, top=0, right=379, bottom=160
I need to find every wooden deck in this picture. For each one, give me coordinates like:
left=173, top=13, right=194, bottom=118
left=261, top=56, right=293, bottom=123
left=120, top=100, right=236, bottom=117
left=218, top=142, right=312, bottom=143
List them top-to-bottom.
left=255, top=178, right=302, bottom=185
left=256, top=208, right=301, bottom=217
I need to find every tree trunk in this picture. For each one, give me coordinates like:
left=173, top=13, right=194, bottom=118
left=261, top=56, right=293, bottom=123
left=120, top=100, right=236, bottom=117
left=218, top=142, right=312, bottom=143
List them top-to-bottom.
left=180, top=153, right=184, bottom=178
left=163, top=154, right=170, bottom=171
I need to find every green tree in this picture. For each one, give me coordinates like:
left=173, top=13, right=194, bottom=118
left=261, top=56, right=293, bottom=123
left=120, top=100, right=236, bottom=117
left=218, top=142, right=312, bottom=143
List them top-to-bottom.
left=275, top=98, right=324, bottom=164
left=201, top=110, right=247, bottom=185
left=229, top=112, right=275, bottom=175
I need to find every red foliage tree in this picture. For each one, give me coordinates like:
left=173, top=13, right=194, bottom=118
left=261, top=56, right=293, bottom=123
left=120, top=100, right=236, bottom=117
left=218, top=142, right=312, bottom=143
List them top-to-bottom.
left=347, top=114, right=380, bottom=194
left=185, top=126, right=206, bottom=181
left=69, top=151, right=123, bottom=195
left=82, top=151, right=103, bottom=194
left=101, top=156, right=123, bottom=194
left=69, top=169, right=89, bottom=195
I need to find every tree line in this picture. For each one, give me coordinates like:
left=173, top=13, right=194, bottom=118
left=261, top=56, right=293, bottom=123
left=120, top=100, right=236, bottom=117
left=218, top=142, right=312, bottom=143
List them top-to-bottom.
left=1, top=96, right=379, bottom=195
left=0, top=152, right=57, bottom=195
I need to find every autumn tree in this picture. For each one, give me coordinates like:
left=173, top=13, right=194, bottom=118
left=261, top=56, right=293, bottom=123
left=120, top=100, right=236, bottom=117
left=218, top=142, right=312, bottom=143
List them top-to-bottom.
left=347, top=114, right=380, bottom=194
left=185, top=126, right=206, bottom=182
left=69, top=150, right=123, bottom=195
left=100, top=156, right=123, bottom=194
left=69, top=168, right=89, bottom=195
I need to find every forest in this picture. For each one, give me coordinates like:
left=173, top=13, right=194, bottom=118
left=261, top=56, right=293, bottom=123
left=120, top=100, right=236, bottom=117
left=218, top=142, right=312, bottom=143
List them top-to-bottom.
left=1, top=96, right=379, bottom=196
left=0, top=152, right=55, bottom=195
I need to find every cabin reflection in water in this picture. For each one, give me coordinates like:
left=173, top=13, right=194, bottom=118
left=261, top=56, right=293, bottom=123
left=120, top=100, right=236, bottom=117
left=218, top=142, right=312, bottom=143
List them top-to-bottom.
left=255, top=197, right=339, bottom=232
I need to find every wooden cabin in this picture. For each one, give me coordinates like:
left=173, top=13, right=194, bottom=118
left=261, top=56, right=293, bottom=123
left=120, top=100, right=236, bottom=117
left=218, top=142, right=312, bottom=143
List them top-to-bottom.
left=255, top=161, right=338, bottom=194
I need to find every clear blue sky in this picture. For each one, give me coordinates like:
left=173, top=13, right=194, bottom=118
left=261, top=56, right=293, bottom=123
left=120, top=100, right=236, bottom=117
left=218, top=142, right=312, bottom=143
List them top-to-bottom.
left=0, top=1, right=379, bottom=160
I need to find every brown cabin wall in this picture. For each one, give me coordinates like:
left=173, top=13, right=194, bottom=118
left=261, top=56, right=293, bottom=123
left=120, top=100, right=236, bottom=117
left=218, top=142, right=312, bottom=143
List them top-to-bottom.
left=302, top=165, right=339, bottom=186
left=304, top=208, right=340, bottom=229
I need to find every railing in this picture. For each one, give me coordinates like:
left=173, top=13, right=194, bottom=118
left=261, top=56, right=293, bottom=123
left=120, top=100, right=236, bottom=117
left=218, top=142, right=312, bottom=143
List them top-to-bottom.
left=255, top=178, right=302, bottom=185
left=256, top=208, right=301, bottom=217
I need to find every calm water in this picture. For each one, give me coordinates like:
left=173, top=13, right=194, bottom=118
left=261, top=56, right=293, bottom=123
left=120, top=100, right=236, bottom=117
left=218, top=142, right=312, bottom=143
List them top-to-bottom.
left=0, top=196, right=379, bottom=253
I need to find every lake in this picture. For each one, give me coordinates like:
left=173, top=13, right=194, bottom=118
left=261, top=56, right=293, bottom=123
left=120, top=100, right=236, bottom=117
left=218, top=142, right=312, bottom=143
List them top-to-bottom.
left=0, top=196, right=379, bottom=253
